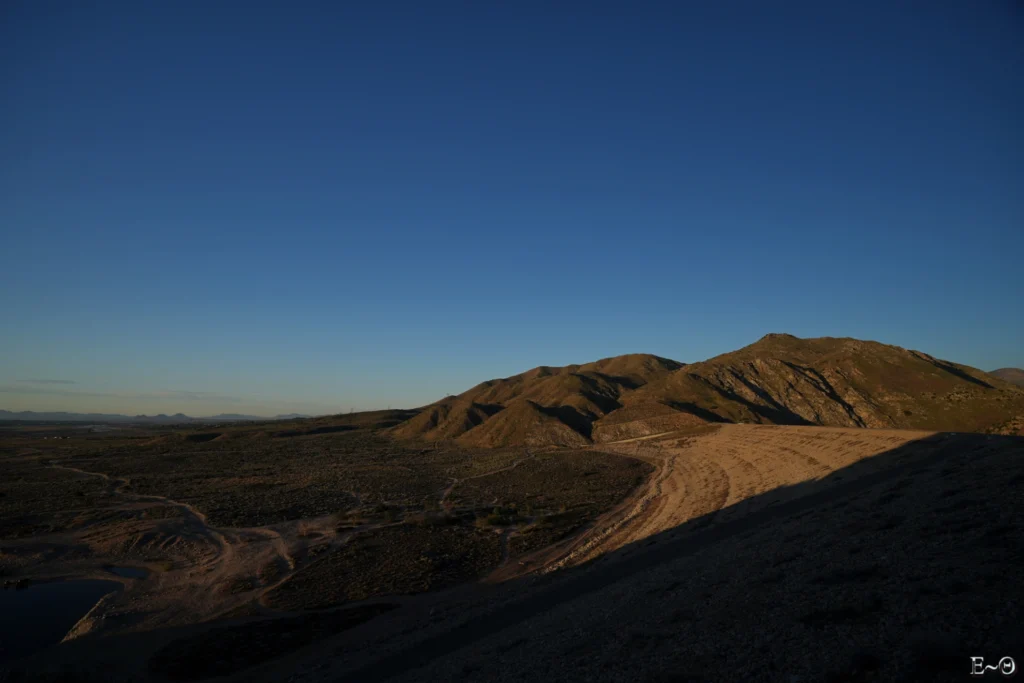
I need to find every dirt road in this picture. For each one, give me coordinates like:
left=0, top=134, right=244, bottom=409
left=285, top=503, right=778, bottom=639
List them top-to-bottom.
left=543, top=424, right=933, bottom=569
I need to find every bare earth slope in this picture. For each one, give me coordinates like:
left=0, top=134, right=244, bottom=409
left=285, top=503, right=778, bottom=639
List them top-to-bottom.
left=623, top=333, right=1024, bottom=434
left=391, top=335, right=1024, bottom=447
left=391, top=353, right=682, bottom=446
left=991, top=367, right=1024, bottom=387
left=389, top=399, right=497, bottom=441
left=454, top=399, right=591, bottom=448
left=542, top=424, right=935, bottom=570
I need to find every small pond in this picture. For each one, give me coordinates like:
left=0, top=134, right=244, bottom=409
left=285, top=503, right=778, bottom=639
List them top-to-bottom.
left=0, top=579, right=120, bottom=663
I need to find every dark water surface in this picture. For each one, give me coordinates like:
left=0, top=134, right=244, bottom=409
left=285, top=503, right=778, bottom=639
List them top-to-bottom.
left=0, top=579, right=120, bottom=663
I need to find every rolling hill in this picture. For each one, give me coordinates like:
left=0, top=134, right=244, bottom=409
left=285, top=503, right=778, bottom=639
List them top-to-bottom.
left=390, top=335, right=1024, bottom=446
left=392, top=354, right=682, bottom=447
left=991, top=367, right=1024, bottom=387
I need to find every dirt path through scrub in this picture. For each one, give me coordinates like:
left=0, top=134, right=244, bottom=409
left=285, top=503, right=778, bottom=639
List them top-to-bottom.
left=500, top=424, right=934, bottom=575
left=439, top=449, right=535, bottom=507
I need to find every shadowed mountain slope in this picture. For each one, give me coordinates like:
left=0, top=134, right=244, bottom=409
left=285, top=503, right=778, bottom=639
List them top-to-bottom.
left=391, top=337, right=1024, bottom=447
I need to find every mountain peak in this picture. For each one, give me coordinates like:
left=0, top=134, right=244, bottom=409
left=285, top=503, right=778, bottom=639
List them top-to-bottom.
left=757, top=332, right=800, bottom=342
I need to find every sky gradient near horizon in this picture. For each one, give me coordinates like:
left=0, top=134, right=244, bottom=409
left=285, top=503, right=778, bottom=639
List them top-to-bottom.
left=2, top=1, right=1022, bottom=417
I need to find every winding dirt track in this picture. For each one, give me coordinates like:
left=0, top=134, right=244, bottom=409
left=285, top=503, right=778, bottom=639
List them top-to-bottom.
left=499, top=424, right=933, bottom=576
left=41, top=463, right=320, bottom=631
left=48, top=464, right=231, bottom=558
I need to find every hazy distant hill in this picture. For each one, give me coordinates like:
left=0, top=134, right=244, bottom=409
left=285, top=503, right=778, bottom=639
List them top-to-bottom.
left=391, top=335, right=1024, bottom=446
left=990, top=368, right=1024, bottom=387
left=0, top=410, right=312, bottom=424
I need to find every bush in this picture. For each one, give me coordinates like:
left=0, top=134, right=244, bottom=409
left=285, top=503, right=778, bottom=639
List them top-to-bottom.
left=478, top=506, right=521, bottom=527
left=407, top=512, right=459, bottom=527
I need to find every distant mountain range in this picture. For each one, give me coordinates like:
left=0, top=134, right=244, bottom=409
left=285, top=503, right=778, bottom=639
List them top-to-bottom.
left=0, top=410, right=311, bottom=424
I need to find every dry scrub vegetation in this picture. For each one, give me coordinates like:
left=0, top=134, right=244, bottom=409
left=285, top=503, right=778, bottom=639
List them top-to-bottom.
left=0, top=417, right=649, bottom=660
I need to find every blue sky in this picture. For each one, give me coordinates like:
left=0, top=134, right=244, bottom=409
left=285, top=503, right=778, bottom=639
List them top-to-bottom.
left=2, top=1, right=1022, bottom=416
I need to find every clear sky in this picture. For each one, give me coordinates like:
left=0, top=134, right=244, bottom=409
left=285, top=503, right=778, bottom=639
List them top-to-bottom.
left=2, top=1, right=1022, bottom=417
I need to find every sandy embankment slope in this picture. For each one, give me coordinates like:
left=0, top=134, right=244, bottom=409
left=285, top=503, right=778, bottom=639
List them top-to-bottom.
left=526, top=424, right=933, bottom=572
